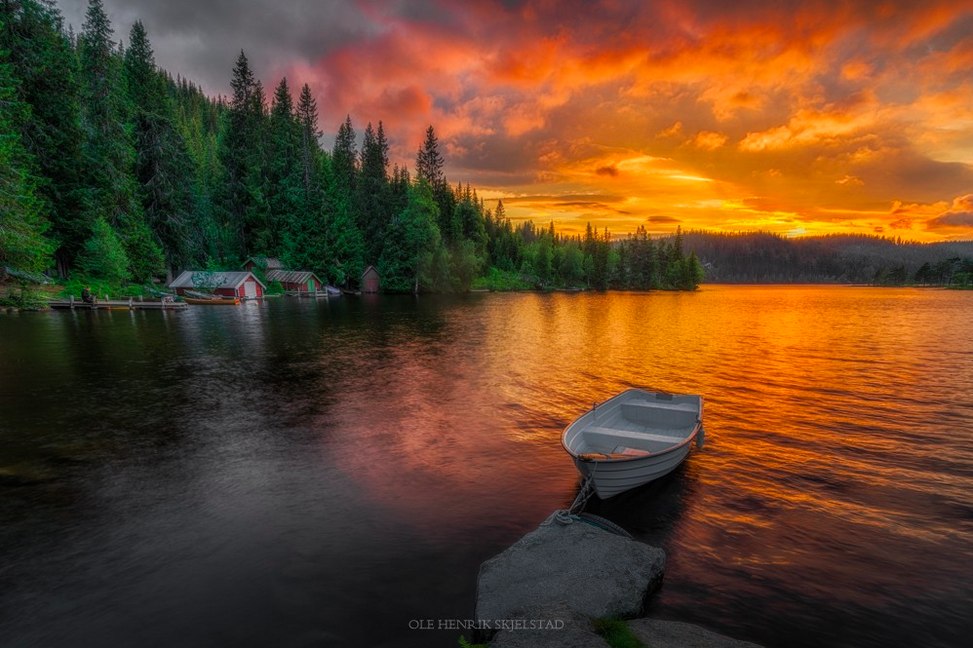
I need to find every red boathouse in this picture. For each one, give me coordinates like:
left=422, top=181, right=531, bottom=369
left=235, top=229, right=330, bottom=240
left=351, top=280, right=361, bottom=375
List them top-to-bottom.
left=361, top=266, right=380, bottom=293
left=169, top=270, right=266, bottom=299
left=266, top=270, right=324, bottom=293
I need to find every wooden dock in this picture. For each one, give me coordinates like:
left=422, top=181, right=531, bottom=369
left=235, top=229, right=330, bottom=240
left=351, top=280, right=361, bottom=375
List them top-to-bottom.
left=284, top=290, right=330, bottom=298
left=48, top=296, right=188, bottom=311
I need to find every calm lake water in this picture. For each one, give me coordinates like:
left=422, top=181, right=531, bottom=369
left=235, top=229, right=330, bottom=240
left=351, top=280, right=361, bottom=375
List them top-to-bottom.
left=1, top=286, right=971, bottom=648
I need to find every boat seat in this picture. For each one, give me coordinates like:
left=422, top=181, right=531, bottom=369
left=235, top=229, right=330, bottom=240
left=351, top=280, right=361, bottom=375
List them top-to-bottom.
left=620, top=400, right=698, bottom=427
left=584, top=425, right=685, bottom=445
left=612, top=446, right=651, bottom=457
left=579, top=450, right=646, bottom=461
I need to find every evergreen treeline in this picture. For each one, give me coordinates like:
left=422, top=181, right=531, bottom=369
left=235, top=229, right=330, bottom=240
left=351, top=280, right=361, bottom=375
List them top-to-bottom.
left=0, top=0, right=700, bottom=293
left=485, top=215, right=703, bottom=290
left=684, top=231, right=973, bottom=286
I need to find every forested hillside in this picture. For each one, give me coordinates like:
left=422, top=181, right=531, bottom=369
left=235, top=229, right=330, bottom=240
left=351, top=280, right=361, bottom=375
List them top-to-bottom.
left=0, top=0, right=701, bottom=294
left=683, top=231, right=973, bottom=285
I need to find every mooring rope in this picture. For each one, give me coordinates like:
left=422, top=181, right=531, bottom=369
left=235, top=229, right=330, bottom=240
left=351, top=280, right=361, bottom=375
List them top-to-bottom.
left=548, top=468, right=596, bottom=526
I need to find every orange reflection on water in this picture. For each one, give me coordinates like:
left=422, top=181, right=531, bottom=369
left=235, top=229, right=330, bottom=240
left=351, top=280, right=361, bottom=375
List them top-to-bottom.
left=321, top=287, right=973, bottom=567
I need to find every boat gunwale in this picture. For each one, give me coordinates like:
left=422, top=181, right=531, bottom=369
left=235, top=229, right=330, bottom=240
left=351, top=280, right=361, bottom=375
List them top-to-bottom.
left=560, top=388, right=702, bottom=464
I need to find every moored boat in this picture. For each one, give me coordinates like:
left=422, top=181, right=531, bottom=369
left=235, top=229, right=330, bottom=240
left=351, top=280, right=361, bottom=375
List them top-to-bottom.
left=183, top=296, right=240, bottom=305
left=561, top=388, right=703, bottom=498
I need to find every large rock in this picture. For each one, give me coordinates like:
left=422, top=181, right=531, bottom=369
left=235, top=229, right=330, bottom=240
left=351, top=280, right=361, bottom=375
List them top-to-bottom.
left=475, top=515, right=665, bottom=622
left=488, top=603, right=609, bottom=648
left=627, top=619, right=764, bottom=648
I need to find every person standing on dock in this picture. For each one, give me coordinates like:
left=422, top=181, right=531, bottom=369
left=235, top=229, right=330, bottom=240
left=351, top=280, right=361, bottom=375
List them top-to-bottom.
left=81, top=286, right=94, bottom=304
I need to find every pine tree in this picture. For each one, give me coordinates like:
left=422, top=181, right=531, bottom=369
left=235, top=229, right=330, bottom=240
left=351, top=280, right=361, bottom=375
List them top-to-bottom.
left=1, top=0, right=86, bottom=277
left=78, top=0, right=163, bottom=281
left=124, top=20, right=195, bottom=276
left=123, top=21, right=159, bottom=110
left=0, top=37, right=54, bottom=273
left=217, top=50, right=267, bottom=259
left=265, top=77, right=302, bottom=256
left=171, top=79, right=224, bottom=266
left=275, top=82, right=326, bottom=272
left=295, top=83, right=321, bottom=204
left=321, top=115, right=362, bottom=282
left=331, top=115, right=357, bottom=196
left=358, top=120, right=390, bottom=262
left=415, top=125, right=455, bottom=239
left=415, top=125, right=444, bottom=188
left=389, top=164, right=411, bottom=215
left=379, top=182, right=442, bottom=293
left=445, top=185, right=487, bottom=288
left=453, top=187, right=486, bottom=251
left=322, top=192, right=365, bottom=287
left=77, top=216, right=130, bottom=283
left=682, top=250, right=704, bottom=290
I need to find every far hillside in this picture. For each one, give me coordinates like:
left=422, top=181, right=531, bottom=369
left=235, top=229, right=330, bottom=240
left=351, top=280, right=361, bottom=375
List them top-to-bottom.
left=680, top=232, right=973, bottom=285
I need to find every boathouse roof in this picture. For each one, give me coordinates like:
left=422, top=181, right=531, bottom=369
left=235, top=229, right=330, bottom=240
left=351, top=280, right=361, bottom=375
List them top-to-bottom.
left=169, top=270, right=266, bottom=290
left=266, top=270, right=322, bottom=285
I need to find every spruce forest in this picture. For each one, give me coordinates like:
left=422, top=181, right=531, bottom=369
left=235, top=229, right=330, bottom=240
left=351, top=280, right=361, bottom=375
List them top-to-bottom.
left=0, top=0, right=703, bottom=296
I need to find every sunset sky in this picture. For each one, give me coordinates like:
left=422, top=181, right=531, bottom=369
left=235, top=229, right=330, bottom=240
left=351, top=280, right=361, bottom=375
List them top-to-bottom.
left=59, top=0, right=973, bottom=241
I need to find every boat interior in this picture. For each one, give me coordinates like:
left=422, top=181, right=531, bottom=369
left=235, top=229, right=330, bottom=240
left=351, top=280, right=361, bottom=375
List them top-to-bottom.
left=571, top=393, right=700, bottom=459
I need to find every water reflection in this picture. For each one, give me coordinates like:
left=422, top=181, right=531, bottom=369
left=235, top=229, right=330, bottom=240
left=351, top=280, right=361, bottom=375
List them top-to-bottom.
left=1, top=286, right=971, bottom=647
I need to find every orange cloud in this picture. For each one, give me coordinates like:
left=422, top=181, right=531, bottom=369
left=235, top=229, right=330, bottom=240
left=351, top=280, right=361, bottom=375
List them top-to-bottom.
left=739, top=108, right=875, bottom=152
left=692, top=130, right=729, bottom=150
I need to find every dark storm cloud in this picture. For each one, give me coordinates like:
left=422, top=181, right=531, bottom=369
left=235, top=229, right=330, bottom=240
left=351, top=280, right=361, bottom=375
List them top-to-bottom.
left=57, top=0, right=376, bottom=94
left=449, top=131, right=539, bottom=174
left=857, top=154, right=973, bottom=204
left=504, top=194, right=627, bottom=205
left=927, top=195, right=973, bottom=230
left=554, top=201, right=630, bottom=214
left=929, top=211, right=973, bottom=227
left=647, top=215, right=680, bottom=224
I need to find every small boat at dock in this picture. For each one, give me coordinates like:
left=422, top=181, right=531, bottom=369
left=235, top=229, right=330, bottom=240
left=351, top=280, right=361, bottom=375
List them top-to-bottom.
left=181, top=290, right=241, bottom=305
left=183, top=296, right=240, bottom=305
left=561, top=388, right=703, bottom=499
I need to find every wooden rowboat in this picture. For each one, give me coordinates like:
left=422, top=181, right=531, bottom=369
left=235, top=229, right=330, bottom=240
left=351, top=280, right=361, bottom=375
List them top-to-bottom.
left=183, top=296, right=240, bottom=305
left=561, top=388, right=704, bottom=499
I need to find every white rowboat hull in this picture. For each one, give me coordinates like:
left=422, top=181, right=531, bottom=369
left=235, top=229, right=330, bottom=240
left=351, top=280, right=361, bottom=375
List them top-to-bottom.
left=561, top=388, right=703, bottom=499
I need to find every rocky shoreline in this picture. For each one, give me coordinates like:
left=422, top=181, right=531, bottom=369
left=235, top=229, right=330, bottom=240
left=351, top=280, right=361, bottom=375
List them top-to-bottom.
left=474, top=513, right=763, bottom=648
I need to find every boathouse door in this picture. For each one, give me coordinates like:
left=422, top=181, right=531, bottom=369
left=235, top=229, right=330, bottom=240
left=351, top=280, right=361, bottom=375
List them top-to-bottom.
left=244, top=281, right=257, bottom=299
